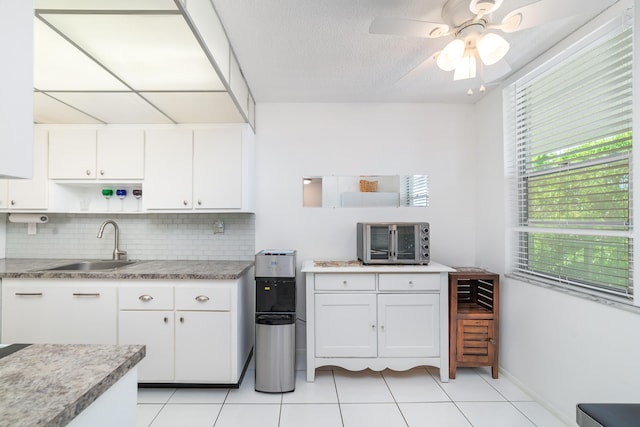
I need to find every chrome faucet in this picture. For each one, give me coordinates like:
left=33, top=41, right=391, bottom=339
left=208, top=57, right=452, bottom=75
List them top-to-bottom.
left=97, top=220, right=127, bottom=261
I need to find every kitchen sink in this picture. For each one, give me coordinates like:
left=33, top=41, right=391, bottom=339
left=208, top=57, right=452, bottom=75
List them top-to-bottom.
left=42, top=260, right=138, bottom=271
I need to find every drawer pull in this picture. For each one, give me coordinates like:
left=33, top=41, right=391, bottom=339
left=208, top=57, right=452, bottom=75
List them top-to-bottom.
left=342, top=281, right=348, bottom=286
left=408, top=281, right=414, bottom=285
left=15, top=292, right=43, bottom=296
left=73, top=293, right=100, bottom=297
left=139, top=294, right=154, bottom=302
left=195, top=295, right=210, bottom=303
left=180, top=316, right=185, bottom=323
left=163, top=317, right=168, bottom=324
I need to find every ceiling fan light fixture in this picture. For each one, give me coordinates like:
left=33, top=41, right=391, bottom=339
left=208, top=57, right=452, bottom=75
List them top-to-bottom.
left=469, top=0, right=504, bottom=15
left=477, top=32, right=509, bottom=65
left=436, top=38, right=465, bottom=71
left=453, top=55, right=476, bottom=81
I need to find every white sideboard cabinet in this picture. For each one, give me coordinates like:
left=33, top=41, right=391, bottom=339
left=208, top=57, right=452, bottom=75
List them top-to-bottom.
left=303, top=261, right=453, bottom=383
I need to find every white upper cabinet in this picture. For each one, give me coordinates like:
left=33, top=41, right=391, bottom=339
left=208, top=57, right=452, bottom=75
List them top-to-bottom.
left=4, top=128, right=49, bottom=210
left=49, top=128, right=144, bottom=180
left=193, top=128, right=242, bottom=209
left=49, top=129, right=96, bottom=179
left=97, top=129, right=145, bottom=180
left=144, top=129, right=194, bottom=209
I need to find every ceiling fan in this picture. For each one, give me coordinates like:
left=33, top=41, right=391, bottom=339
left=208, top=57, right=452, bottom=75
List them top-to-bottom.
left=370, top=0, right=567, bottom=93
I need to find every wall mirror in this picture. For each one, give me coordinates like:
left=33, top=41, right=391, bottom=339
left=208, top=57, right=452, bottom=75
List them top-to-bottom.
left=302, top=175, right=429, bottom=208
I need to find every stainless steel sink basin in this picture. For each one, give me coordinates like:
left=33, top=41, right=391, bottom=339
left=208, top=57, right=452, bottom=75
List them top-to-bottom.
left=43, top=260, right=137, bottom=271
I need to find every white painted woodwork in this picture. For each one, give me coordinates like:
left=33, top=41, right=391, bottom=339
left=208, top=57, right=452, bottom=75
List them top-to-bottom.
left=0, top=1, right=33, bottom=179
left=5, top=128, right=49, bottom=210
left=193, top=128, right=243, bottom=209
left=49, top=129, right=144, bottom=180
left=96, top=129, right=145, bottom=179
left=144, top=129, right=193, bottom=209
left=303, top=261, right=453, bottom=383
left=1, top=280, right=118, bottom=345
left=119, top=310, right=174, bottom=382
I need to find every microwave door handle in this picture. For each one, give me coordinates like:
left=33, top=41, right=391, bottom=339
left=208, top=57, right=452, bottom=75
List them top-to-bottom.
left=389, top=228, right=396, bottom=259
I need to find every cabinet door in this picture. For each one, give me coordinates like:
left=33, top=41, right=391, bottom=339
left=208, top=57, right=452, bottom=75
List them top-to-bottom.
left=7, top=128, right=49, bottom=209
left=193, top=128, right=242, bottom=209
left=48, top=129, right=97, bottom=179
left=97, top=129, right=144, bottom=180
left=144, top=129, right=193, bottom=209
left=0, top=180, right=7, bottom=210
left=1, top=285, right=58, bottom=343
left=59, top=286, right=117, bottom=344
left=315, top=293, right=377, bottom=357
left=377, top=293, right=439, bottom=358
left=119, top=310, right=175, bottom=382
left=175, top=311, right=232, bottom=382
left=456, top=319, right=496, bottom=364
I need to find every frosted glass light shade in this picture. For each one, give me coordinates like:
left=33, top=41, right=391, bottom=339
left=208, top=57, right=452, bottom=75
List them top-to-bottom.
left=477, top=33, right=510, bottom=65
left=436, top=39, right=465, bottom=71
left=453, top=55, right=477, bottom=80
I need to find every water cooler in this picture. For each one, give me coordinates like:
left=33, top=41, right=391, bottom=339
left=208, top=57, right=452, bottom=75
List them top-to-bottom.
left=254, top=250, right=296, bottom=393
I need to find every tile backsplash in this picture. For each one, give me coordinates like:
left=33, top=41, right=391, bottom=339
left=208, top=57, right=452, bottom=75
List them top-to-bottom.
left=5, top=213, right=255, bottom=261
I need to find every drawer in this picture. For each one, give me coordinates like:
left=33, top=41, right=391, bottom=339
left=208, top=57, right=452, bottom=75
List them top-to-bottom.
left=378, top=273, right=441, bottom=291
left=315, top=274, right=375, bottom=291
left=119, top=286, right=173, bottom=310
left=175, top=286, right=231, bottom=311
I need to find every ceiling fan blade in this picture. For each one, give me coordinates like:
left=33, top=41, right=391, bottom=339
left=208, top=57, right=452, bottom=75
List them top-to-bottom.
left=500, top=0, right=578, bottom=33
left=369, top=17, right=449, bottom=38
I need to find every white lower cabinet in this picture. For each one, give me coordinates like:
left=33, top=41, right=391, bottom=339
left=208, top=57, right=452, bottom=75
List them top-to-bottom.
left=304, top=262, right=452, bottom=383
left=1, top=275, right=254, bottom=386
left=1, top=279, right=117, bottom=345
left=117, top=279, right=252, bottom=385
left=314, top=293, right=439, bottom=359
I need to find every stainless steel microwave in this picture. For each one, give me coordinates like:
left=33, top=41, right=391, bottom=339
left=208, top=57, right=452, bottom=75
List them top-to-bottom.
left=357, top=222, right=430, bottom=265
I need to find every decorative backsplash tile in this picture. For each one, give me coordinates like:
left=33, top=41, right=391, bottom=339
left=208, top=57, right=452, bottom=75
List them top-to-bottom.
left=5, top=213, right=255, bottom=261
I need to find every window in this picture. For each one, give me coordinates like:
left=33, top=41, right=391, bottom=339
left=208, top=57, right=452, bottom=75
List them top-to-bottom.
left=505, top=11, right=633, bottom=298
left=400, top=175, right=429, bottom=207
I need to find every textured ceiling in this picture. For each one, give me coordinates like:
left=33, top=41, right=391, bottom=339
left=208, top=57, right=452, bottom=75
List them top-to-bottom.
left=211, top=0, right=620, bottom=104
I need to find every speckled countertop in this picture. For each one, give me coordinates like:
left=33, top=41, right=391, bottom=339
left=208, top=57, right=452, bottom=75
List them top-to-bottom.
left=0, top=259, right=254, bottom=280
left=0, top=343, right=145, bottom=427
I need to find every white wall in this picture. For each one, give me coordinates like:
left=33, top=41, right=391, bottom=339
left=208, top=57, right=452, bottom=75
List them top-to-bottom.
left=474, top=3, right=640, bottom=422
left=254, top=102, right=479, bottom=354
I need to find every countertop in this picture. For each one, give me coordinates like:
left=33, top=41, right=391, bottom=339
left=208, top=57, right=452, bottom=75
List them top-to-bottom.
left=0, top=259, right=254, bottom=280
left=302, top=259, right=454, bottom=273
left=0, top=343, right=145, bottom=427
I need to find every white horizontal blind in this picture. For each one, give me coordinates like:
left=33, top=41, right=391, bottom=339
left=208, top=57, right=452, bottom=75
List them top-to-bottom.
left=508, top=11, right=633, bottom=297
left=400, top=175, right=429, bottom=207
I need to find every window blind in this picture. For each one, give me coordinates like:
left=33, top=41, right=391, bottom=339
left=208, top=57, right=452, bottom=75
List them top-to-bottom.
left=506, top=11, right=633, bottom=297
left=400, top=175, right=429, bottom=207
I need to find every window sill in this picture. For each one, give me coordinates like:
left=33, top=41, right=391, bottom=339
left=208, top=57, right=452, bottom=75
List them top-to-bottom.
left=506, top=272, right=640, bottom=315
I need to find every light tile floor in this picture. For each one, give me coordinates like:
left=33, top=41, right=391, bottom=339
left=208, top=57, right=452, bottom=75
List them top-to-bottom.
left=137, top=366, right=569, bottom=427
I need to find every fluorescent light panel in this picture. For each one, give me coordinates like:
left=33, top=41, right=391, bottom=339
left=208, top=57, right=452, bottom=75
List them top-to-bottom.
left=35, top=0, right=178, bottom=11
left=41, top=13, right=225, bottom=91
left=34, top=92, right=103, bottom=124
left=50, top=92, right=174, bottom=123
left=142, top=92, right=245, bottom=123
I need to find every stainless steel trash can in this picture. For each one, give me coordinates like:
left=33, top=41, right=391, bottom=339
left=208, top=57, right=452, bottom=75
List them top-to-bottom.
left=255, top=313, right=295, bottom=392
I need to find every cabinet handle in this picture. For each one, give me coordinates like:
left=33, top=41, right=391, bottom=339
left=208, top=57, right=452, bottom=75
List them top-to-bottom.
left=86, top=169, right=91, bottom=176
left=100, top=170, right=105, bottom=176
left=10, top=200, right=16, bottom=206
left=183, top=200, right=188, bottom=206
left=197, top=200, right=202, bottom=206
left=342, top=280, right=348, bottom=286
left=408, top=281, right=414, bottom=285
left=15, top=292, right=43, bottom=296
left=73, top=293, right=100, bottom=297
left=139, top=294, right=154, bottom=302
left=195, top=295, right=210, bottom=303
left=180, top=316, right=185, bottom=323
left=163, top=317, right=168, bottom=324
left=371, top=324, right=376, bottom=329
left=380, top=325, right=385, bottom=331
left=487, top=338, right=496, bottom=345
